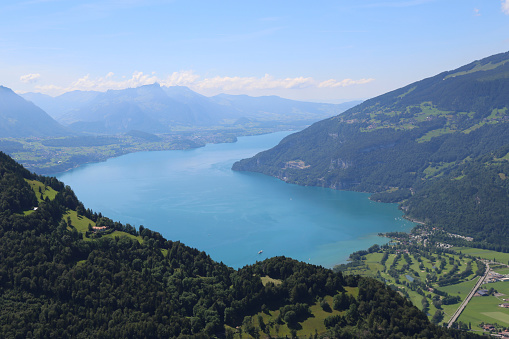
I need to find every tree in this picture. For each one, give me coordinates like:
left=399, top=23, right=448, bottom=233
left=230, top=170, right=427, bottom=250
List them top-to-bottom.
left=76, top=205, right=85, bottom=216
left=333, top=292, right=349, bottom=311
left=320, top=299, right=331, bottom=312
left=431, top=310, right=444, bottom=324
left=284, top=311, right=297, bottom=328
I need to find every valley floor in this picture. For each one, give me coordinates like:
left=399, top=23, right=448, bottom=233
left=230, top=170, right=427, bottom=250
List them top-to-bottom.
left=2, top=127, right=299, bottom=175
left=336, top=226, right=509, bottom=335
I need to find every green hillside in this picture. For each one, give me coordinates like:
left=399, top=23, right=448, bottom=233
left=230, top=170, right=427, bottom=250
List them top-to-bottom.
left=233, top=51, right=509, bottom=248
left=0, top=152, right=477, bottom=337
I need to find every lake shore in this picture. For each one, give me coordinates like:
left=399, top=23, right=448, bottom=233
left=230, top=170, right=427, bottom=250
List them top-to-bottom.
left=55, top=131, right=415, bottom=269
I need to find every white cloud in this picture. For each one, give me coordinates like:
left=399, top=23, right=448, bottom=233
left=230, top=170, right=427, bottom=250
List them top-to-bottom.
left=503, top=0, right=509, bottom=14
left=474, top=8, right=481, bottom=16
left=33, top=71, right=374, bottom=96
left=35, top=71, right=159, bottom=94
left=160, top=71, right=200, bottom=87
left=20, top=73, right=41, bottom=83
left=193, top=74, right=316, bottom=91
left=318, top=78, right=375, bottom=88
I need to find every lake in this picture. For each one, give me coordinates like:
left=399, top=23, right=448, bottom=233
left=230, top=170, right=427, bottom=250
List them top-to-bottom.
left=55, top=131, right=414, bottom=269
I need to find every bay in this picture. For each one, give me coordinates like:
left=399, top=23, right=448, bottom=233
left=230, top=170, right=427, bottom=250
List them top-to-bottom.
left=55, top=131, right=414, bottom=269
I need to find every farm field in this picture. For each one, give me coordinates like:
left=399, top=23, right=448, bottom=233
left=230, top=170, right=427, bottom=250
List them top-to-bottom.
left=453, top=247, right=509, bottom=265
left=459, top=290, right=509, bottom=329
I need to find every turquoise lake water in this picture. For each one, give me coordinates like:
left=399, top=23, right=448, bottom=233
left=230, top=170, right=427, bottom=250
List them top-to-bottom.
left=55, top=131, right=414, bottom=269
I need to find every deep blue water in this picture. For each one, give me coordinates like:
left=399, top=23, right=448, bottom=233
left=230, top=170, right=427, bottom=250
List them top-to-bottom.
left=55, top=131, right=414, bottom=269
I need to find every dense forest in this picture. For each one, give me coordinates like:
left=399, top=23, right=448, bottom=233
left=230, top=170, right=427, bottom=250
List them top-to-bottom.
left=233, top=51, right=509, bottom=247
left=0, top=151, right=478, bottom=337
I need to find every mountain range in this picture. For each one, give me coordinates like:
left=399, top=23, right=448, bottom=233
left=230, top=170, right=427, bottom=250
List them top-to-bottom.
left=233, top=51, right=509, bottom=247
left=20, top=84, right=359, bottom=135
left=0, top=86, right=70, bottom=138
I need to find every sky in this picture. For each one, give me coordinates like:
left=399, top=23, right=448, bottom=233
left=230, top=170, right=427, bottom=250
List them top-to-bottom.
left=1, top=0, right=509, bottom=103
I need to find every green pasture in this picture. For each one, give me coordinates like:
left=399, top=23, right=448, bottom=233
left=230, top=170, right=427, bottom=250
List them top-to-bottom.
left=445, top=59, right=509, bottom=79
left=417, top=128, right=456, bottom=143
left=495, top=151, right=509, bottom=162
left=423, top=162, right=455, bottom=178
left=23, top=179, right=58, bottom=215
left=23, top=179, right=59, bottom=215
left=25, top=179, right=58, bottom=202
left=62, top=210, right=146, bottom=246
left=63, top=210, right=95, bottom=234
left=103, top=230, right=143, bottom=244
left=453, top=247, right=509, bottom=264
left=362, top=252, right=385, bottom=273
left=494, top=267, right=509, bottom=275
left=261, top=276, right=282, bottom=286
left=439, top=277, right=479, bottom=297
left=439, top=278, right=480, bottom=324
left=457, top=281, right=509, bottom=327
left=488, top=281, right=509, bottom=297
left=343, top=286, right=359, bottom=299
left=296, top=290, right=357, bottom=337
left=249, top=293, right=350, bottom=338
left=459, top=294, right=509, bottom=327
left=299, top=295, right=340, bottom=337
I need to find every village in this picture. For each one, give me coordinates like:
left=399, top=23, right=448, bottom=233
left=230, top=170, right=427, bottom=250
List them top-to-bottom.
left=341, top=225, right=509, bottom=335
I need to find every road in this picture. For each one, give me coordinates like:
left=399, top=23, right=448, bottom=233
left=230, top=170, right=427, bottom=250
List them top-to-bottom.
left=447, top=262, right=490, bottom=328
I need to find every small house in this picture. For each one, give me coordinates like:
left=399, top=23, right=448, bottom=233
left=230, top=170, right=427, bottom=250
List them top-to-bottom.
left=483, top=324, right=495, bottom=331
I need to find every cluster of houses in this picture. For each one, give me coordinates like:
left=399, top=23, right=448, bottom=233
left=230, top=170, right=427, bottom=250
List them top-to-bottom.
left=384, top=226, right=474, bottom=249
left=447, top=233, right=474, bottom=242
left=436, top=242, right=453, bottom=249
left=486, top=271, right=509, bottom=284
left=482, top=324, right=509, bottom=337
left=483, top=325, right=509, bottom=337
left=499, top=330, right=509, bottom=338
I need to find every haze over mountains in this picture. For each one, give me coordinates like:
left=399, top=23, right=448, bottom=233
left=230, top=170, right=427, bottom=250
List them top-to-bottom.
left=233, top=51, right=509, bottom=246
left=19, top=84, right=359, bottom=135
left=0, top=86, right=70, bottom=138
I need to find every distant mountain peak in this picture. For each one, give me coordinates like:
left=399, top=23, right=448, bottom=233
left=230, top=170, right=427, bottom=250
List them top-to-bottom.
left=19, top=83, right=357, bottom=135
left=0, top=85, right=70, bottom=138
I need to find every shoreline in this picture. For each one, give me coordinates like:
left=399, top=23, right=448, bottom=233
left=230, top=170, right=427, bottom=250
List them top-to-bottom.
left=14, top=128, right=298, bottom=176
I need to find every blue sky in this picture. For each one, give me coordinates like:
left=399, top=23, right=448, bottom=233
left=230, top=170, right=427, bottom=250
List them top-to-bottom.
left=1, top=0, right=509, bottom=102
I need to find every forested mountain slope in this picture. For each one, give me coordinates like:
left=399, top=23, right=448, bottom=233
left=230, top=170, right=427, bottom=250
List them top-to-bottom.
left=233, top=51, right=509, bottom=247
left=0, top=152, right=475, bottom=338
